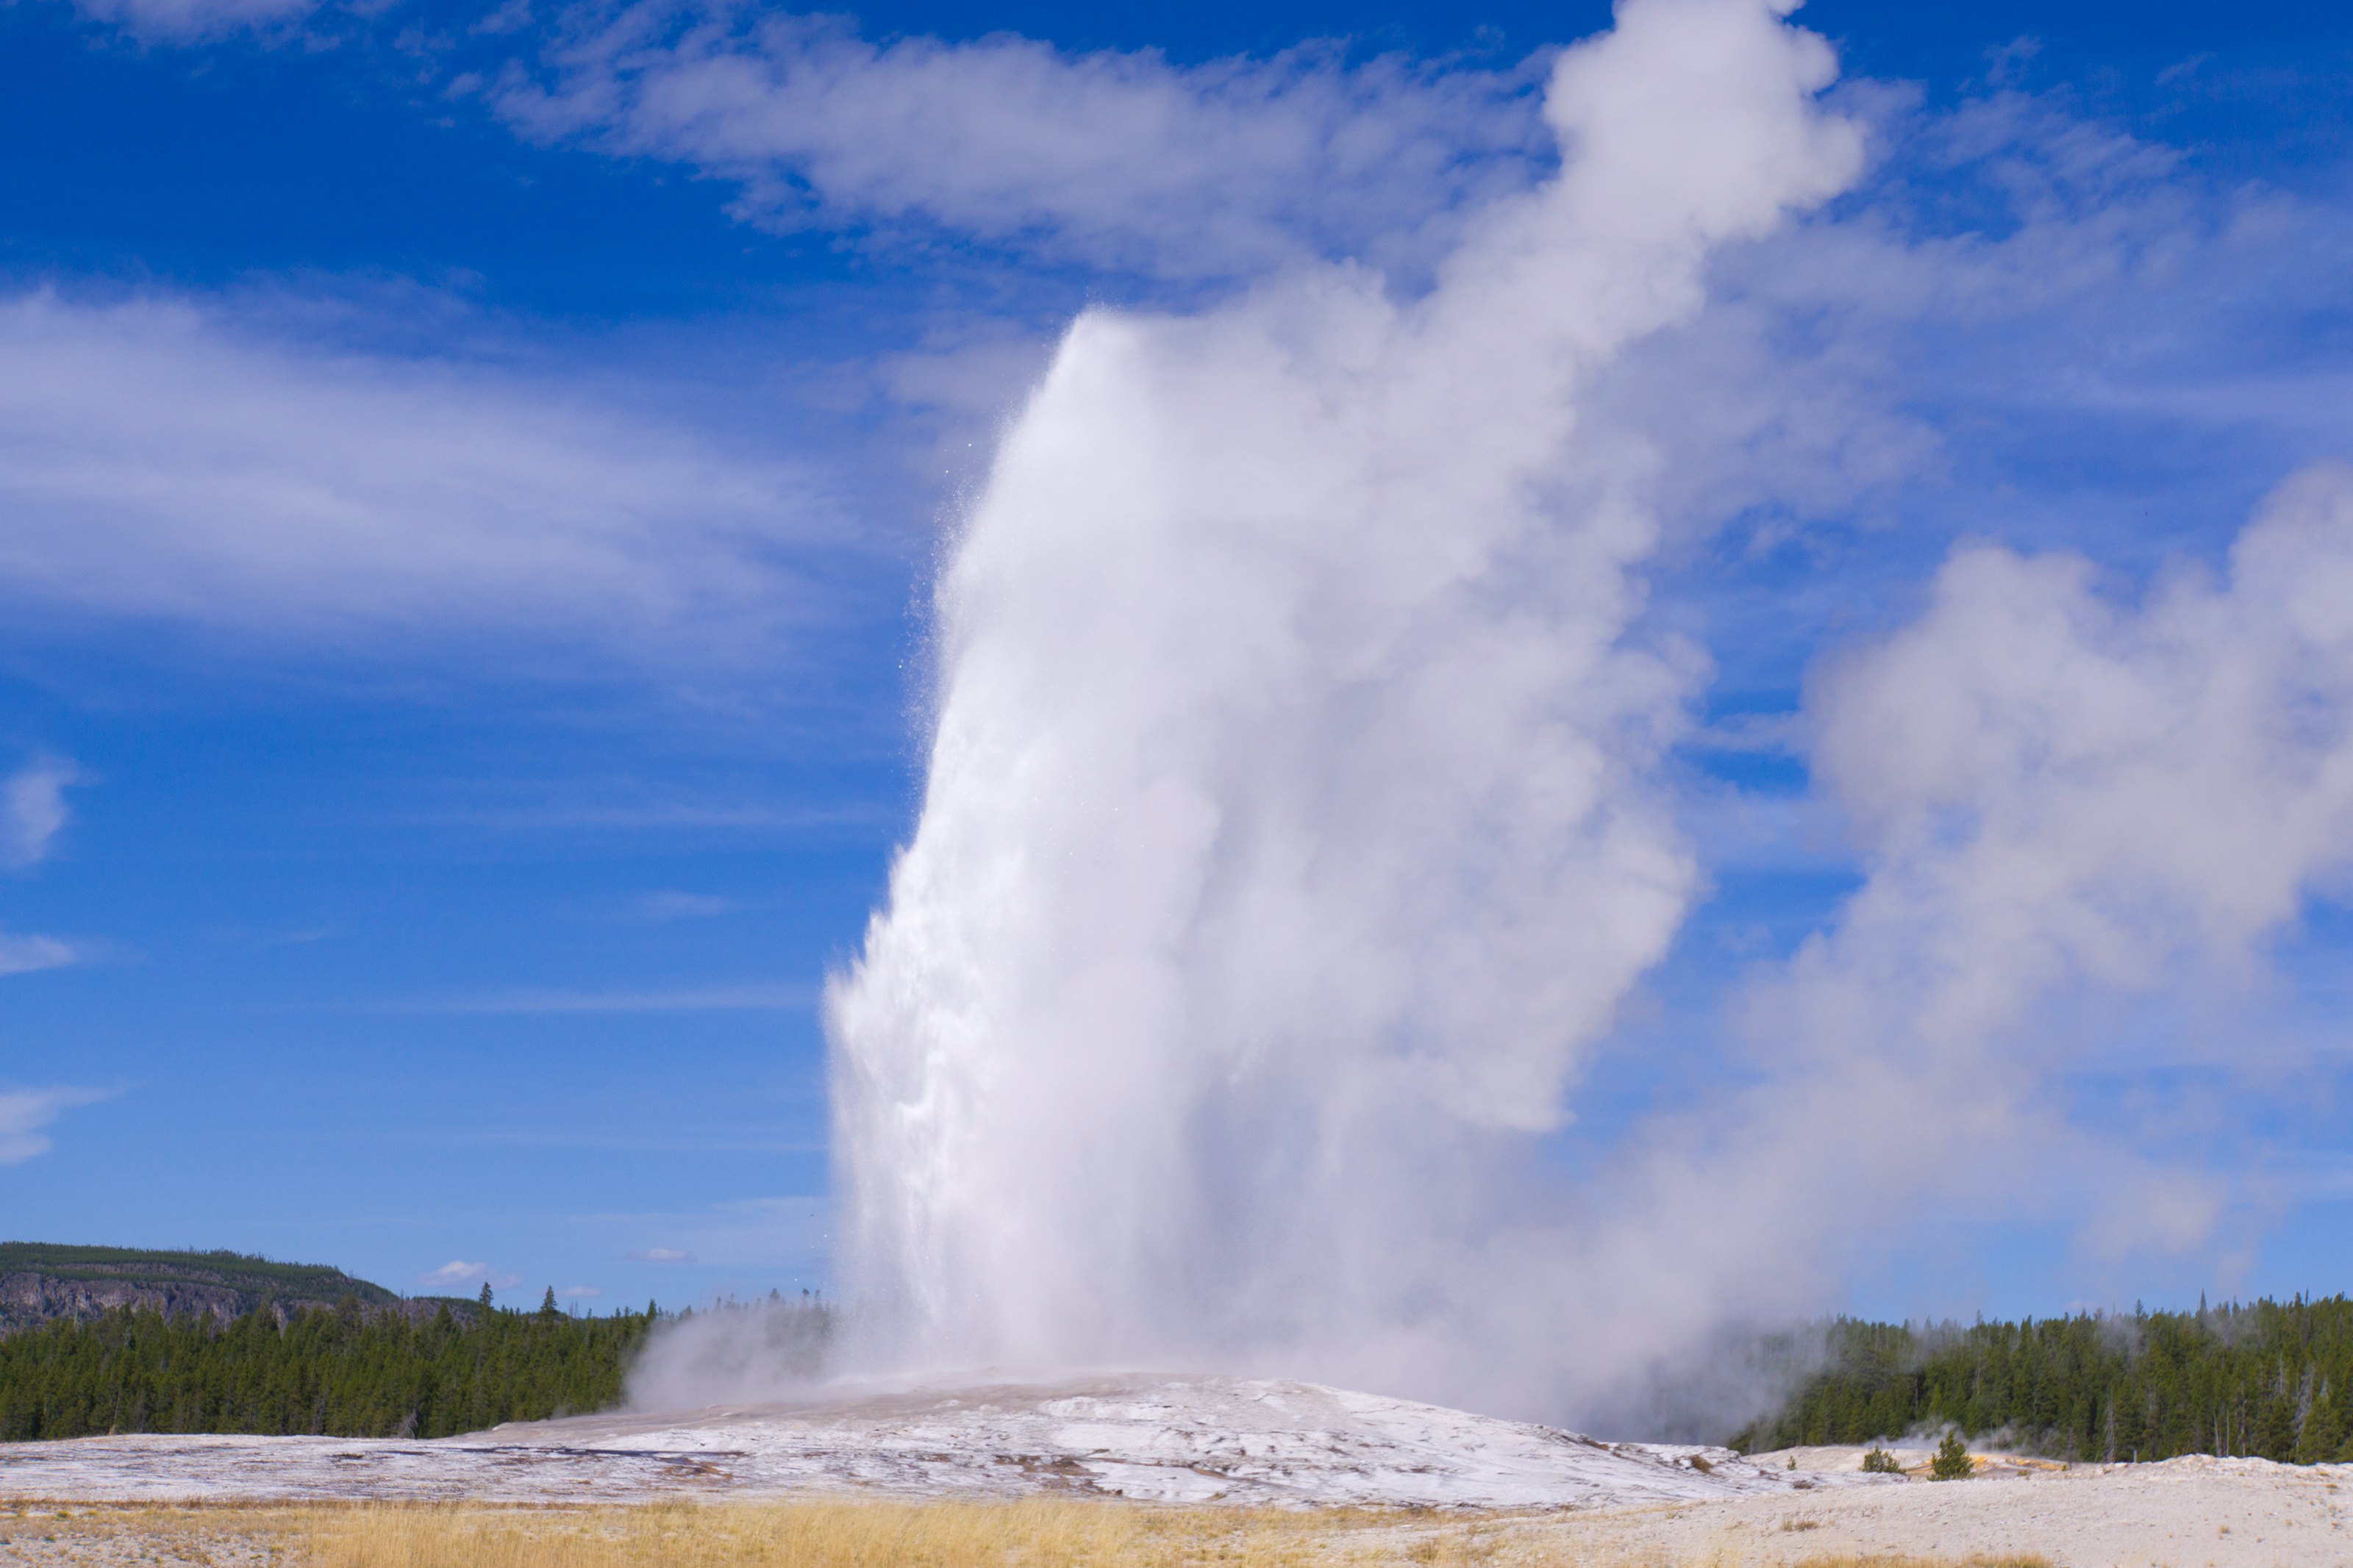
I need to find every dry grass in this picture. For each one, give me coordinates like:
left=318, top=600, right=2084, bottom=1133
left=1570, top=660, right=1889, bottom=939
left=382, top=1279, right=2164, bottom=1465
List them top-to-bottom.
left=0, top=1499, right=2063, bottom=1568
left=296, top=1499, right=1365, bottom=1568
left=290, top=1504, right=2060, bottom=1568
left=1790, top=1559, right=2053, bottom=1568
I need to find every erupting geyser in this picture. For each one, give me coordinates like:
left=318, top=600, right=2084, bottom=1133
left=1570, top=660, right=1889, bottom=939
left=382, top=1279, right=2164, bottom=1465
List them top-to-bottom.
left=826, top=0, right=1863, bottom=1419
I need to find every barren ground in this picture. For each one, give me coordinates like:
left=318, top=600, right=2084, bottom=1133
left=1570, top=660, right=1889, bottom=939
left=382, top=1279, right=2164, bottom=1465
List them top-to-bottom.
left=0, top=1386, right=2344, bottom=1566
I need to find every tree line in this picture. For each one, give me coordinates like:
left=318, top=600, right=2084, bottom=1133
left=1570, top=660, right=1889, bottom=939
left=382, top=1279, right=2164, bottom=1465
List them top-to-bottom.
left=0, top=1289, right=657, bottom=1442
left=1737, top=1295, right=2353, bottom=1463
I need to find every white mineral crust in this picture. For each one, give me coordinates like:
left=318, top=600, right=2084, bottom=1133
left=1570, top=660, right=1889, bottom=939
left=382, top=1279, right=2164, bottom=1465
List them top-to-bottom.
left=0, top=1373, right=1879, bottom=1508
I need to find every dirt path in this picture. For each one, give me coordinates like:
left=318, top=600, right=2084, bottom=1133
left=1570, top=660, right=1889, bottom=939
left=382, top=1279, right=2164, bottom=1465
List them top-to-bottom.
left=1478, top=1455, right=2353, bottom=1567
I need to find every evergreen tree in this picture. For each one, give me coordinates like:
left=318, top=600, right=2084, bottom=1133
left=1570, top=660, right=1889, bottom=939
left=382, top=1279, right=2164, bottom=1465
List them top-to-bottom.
left=1735, top=1295, right=2353, bottom=1468
left=2296, top=1388, right=2343, bottom=1465
left=2257, top=1391, right=2296, bottom=1462
left=1931, top=1432, right=1973, bottom=1481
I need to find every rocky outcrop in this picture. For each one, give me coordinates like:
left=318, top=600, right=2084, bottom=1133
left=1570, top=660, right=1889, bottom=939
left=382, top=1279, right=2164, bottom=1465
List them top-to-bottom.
left=0, top=1245, right=454, bottom=1334
left=0, top=1271, right=262, bottom=1331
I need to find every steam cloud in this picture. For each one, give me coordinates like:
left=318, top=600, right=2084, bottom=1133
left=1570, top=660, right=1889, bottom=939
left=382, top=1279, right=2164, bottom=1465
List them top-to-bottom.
left=804, top=0, right=2353, bottom=1429
left=824, top=0, right=1863, bottom=1421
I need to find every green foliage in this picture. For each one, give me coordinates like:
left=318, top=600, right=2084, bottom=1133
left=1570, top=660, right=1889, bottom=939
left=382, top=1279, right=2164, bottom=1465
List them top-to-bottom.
left=1735, top=1295, right=2353, bottom=1466
left=0, top=1298, right=658, bottom=1442
left=1930, top=1431, right=1973, bottom=1480
left=1860, top=1445, right=1902, bottom=1473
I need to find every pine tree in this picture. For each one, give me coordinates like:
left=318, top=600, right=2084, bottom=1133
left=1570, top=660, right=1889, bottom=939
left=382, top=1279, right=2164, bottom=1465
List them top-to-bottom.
left=2296, top=1388, right=2343, bottom=1465
left=2258, top=1391, right=2296, bottom=1462
left=1930, top=1431, right=1974, bottom=1481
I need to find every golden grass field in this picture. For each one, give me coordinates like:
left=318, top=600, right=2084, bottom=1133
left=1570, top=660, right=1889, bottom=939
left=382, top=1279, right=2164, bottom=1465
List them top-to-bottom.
left=0, top=1498, right=2058, bottom=1568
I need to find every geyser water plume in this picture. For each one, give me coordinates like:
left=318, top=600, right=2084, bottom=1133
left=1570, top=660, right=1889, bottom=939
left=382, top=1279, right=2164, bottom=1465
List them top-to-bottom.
left=827, top=0, right=1863, bottom=1419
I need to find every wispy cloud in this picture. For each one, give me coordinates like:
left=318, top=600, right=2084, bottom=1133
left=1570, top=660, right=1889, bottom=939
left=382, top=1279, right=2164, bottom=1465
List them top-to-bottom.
left=65, top=0, right=311, bottom=41
left=493, top=8, right=1549, bottom=280
left=0, top=290, right=836, bottom=657
left=1, top=756, right=81, bottom=870
left=636, top=891, right=742, bottom=921
left=0, top=933, right=83, bottom=976
left=393, top=982, right=813, bottom=1015
left=0, top=1086, right=111, bottom=1164
left=626, top=1247, right=696, bottom=1264
left=561, top=1284, right=603, bottom=1299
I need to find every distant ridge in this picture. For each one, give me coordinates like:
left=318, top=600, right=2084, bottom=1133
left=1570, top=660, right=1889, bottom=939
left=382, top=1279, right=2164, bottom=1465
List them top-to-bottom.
left=0, top=1243, right=460, bottom=1332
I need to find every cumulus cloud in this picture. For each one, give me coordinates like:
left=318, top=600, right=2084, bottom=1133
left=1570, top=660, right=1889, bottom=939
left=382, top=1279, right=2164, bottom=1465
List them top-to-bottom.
left=495, top=5, right=1549, bottom=279
left=0, top=290, right=833, bottom=657
left=1, top=757, right=81, bottom=871
left=0, top=1086, right=110, bottom=1164
left=418, top=1259, right=522, bottom=1288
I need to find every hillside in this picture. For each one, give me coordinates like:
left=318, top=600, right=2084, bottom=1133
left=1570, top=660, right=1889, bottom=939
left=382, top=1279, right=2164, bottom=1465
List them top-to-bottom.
left=0, top=1243, right=455, bottom=1333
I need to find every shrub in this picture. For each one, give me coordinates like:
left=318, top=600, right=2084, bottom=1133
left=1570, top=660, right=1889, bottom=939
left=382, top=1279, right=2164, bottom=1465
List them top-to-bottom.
left=1931, top=1431, right=1974, bottom=1481
left=1861, top=1446, right=1903, bottom=1474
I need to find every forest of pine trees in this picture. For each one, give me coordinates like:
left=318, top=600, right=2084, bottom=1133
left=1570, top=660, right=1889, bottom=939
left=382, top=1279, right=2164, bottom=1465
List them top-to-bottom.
left=0, top=1291, right=658, bottom=1442
left=1738, top=1295, right=2353, bottom=1463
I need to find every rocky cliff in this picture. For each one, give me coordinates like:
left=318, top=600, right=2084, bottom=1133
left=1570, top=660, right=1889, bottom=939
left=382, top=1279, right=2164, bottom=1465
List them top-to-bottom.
left=0, top=1244, right=460, bottom=1332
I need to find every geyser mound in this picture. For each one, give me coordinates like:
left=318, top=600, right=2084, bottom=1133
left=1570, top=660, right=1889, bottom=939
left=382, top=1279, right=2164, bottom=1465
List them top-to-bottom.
left=0, top=1373, right=1877, bottom=1509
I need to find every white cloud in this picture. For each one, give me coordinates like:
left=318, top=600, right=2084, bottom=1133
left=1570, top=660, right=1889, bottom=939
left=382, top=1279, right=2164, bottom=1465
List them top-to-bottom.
left=65, top=0, right=312, bottom=41
left=496, top=7, right=1549, bottom=279
left=0, top=290, right=835, bottom=657
left=1, top=757, right=81, bottom=870
left=0, top=934, right=81, bottom=976
left=0, top=1086, right=110, bottom=1164
left=627, top=1247, right=696, bottom=1263
left=417, top=1259, right=521, bottom=1289
left=561, top=1284, right=604, bottom=1299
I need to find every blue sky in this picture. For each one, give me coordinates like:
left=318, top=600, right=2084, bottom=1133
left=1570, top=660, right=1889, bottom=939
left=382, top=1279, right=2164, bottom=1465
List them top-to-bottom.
left=4, top=0, right=2353, bottom=1333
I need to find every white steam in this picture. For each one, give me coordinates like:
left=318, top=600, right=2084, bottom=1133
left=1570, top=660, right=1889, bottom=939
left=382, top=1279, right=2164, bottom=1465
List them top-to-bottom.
left=825, top=0, right=1860, bottom=1419
left=1769, top=463, right=2353, bottom=1247
left=1548, top=464, right=2353, bottom=1404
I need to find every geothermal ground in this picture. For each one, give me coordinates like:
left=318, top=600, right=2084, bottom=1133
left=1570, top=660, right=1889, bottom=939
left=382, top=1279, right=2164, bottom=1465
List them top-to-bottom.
left=0, top=1374, right=1817, bottom=1510
left=1, top=1375, right=2345, bottom=1566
